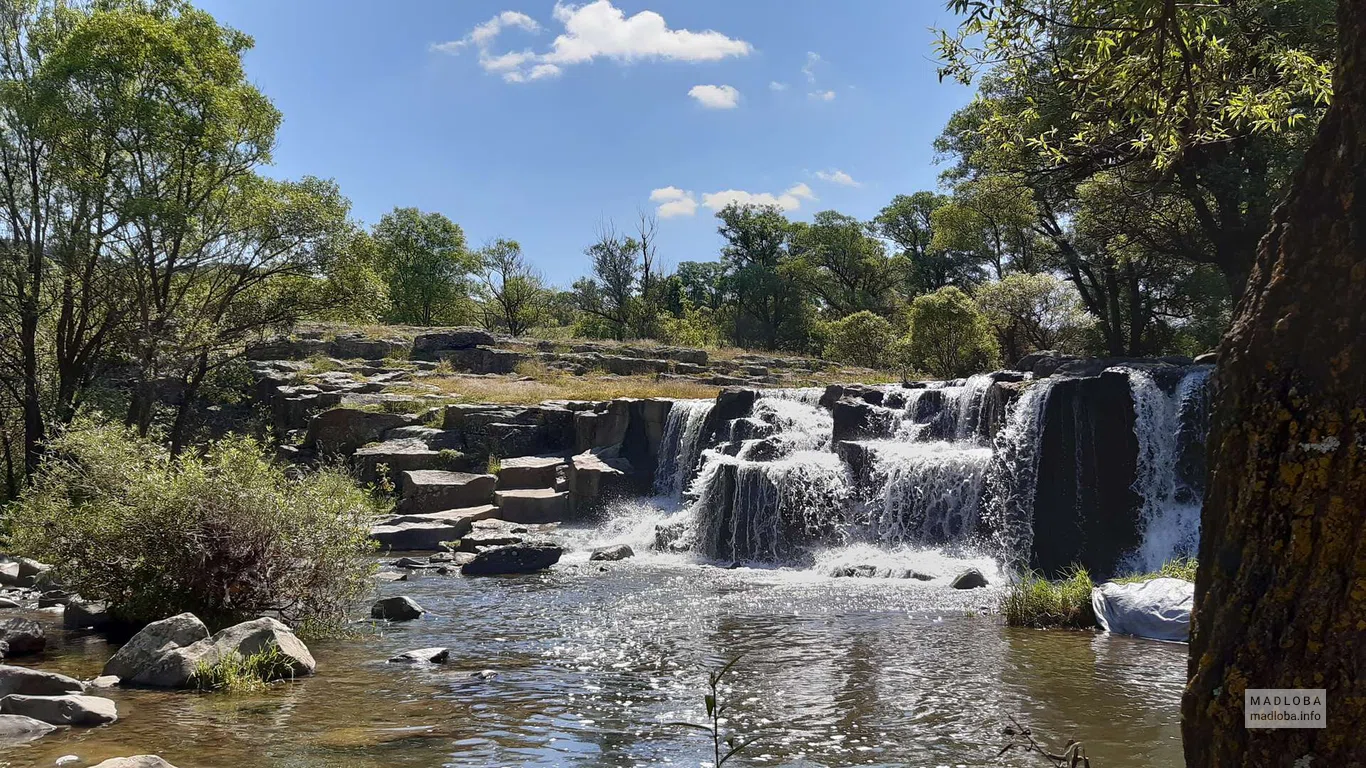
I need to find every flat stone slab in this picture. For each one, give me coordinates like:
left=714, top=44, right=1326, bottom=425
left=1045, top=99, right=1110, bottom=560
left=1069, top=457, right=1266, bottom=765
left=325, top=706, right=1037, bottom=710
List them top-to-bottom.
left=496, top=456, right=564, bottom=489
left=398, top=471, right=496, bottom=515
left=495, top=488, right=570, bottom=524
left=454, top=518, right=559, bottom=553
left=369, top=522, right=462, bottom=552
left=461, top=543, right=563, bottom=576
left=0, top=666, right=85, bottom=697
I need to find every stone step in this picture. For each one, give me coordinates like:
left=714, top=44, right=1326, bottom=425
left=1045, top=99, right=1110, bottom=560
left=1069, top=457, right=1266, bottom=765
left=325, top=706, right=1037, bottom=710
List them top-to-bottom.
left=496, top=456, right=564, bottom=490
left=398, top=470, right=496, bottom=515
left=494, top=488, right=571, bottom=524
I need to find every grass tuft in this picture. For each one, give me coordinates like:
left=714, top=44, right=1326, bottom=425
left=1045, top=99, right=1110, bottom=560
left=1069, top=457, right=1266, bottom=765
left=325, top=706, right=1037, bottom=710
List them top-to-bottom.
left=1113, top=557, right=1198, bottom=584
left=1001, top=568, right=1097, bottom=629
left=192, top=645, right=296, bottom=694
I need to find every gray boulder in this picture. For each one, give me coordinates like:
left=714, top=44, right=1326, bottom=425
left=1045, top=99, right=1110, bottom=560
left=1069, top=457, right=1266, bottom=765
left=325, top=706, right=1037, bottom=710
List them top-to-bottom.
left=304, top=408, right=410, bottom=456
left=398, top=470, right=497, bottom=515
left=494, top=488, right=571, bottom=524
left=369, top=521, right=463, bottom=552
left=461, top=543, right=563, bottom=576
left=589, top=544, right=635, bottom=562
left=951, top=568, right=990, bottom=589
left=371, top=596, right=425, bottom=621
left=63, top=598, right=112, bottom=631
left=103, top=613, right=209, bottom=681
left=132, top=618, right=314, bottom=688
left=0, top=619, right=45, bottom=657
left=388, top=647, right=449, bottom=664
left=0, top=666, right=85, bottom=697
left=0, top=694, right=117, bottom=726
left=0, top=714, right=55, bottom=745
left=91, top=758, right=179, bottom=768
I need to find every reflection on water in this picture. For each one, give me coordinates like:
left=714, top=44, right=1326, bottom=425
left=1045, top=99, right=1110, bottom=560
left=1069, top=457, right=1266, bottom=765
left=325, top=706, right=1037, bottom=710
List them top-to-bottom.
left=4, top=558, right=1185, bottom=767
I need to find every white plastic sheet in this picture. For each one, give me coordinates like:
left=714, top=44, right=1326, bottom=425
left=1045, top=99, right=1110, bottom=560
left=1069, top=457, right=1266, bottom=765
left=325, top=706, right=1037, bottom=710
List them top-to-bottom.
left=1091, top=577, right=1193, bottom=642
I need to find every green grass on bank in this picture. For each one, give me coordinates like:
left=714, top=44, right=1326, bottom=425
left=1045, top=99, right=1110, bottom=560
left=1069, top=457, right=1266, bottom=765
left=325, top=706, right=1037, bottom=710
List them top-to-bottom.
left=1002, top=559, right=1199, bottom=629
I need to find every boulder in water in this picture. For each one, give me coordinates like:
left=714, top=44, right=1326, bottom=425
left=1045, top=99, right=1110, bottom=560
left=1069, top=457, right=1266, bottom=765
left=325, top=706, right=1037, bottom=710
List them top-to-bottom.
left=461, top=543, right=562, bottom=576
left=589, top=544, right=634, bottom=562
left=950, top=569, right=989, bottom=589
left=1091, top=577, right=1192, bottom=642
left=371, top=596, right=425, bottom=621
left=103, top=613, right=209, bottom=682
left=0, top=619, right=45, bottom=657
left=389, top=647, right=449, bottom=664
left=0, top=666, right=85, bottom=697
left=0, top=694, right=118, bottom=726
left=0, top=714, right=55, bottom=745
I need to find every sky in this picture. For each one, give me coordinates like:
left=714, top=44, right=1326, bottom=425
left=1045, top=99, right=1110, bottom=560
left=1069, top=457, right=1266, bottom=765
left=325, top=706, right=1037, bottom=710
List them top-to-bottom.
left=195, top=0, right=975, bottom=287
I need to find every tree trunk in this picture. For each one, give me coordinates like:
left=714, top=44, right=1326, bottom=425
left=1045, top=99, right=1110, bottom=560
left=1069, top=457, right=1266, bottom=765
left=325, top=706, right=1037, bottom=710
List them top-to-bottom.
left=1183, top=2, right=1366, bottom=764
left=168, top=354, right=209, bottom=458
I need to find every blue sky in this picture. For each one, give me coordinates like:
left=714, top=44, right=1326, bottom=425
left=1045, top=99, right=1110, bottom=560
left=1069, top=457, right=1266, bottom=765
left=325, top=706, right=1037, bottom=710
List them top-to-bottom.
left=196, top=1, right=974, bottom=287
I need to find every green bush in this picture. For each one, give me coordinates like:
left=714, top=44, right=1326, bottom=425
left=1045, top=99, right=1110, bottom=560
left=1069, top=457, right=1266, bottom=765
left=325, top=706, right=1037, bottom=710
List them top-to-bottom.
left=904, top=286, right=1000, bottom=378
left=823, top=310, right=898, bottom=369
left=4, top=422, right=380, bottom=629
left=1001, top=569, right=1097, bottom=629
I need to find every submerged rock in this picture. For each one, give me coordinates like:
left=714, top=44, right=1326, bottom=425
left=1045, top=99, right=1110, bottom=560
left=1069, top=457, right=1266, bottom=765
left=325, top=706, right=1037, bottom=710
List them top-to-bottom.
left=460, top=543, right=562, bottom=576
left=589, top=544, right=635, bottom=562
left=950, top=569, right=989, bottom=589
left=371, top=596, right=425, bottom=621
left=389, top=647, right=449, bottom=664
left=0, top=666, right=85, bottom=697
left=0, top=694, right=118, bottom=726
left=0, top=714, right=55, bottom=745
left=91, top=758, right=180, bottom=768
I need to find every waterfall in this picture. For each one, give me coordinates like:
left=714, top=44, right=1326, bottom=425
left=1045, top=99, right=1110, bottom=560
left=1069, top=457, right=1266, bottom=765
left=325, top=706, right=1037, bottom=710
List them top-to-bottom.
left=1124, top=367, right=1212, bottom=572
left=984, top=378, right=1057, bottom=568
left=653, top=399, right=715, bottom=498
left=856, top=440, right=993, bottom=546
left=691, top=449, right=851, bottom=563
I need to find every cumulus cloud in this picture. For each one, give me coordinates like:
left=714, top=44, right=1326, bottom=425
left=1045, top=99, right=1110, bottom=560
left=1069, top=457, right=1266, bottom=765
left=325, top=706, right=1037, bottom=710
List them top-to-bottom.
left=435, top=1, right=752, bottom=83
left=688, top=84, right=740, bottom=109
left=814, top=169, right=860, bottom=187
left=649, top=183, right=816, bottom=217
left=650, top=186, right=699, bottom=218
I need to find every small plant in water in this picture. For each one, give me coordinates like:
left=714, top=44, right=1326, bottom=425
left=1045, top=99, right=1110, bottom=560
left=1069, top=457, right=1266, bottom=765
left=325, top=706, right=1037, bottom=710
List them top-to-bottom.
left=192, top=645, right=296, bottom=694
left=669, top=656, right=762, bottom=767
left=998, top=715, right=1092, bottom=767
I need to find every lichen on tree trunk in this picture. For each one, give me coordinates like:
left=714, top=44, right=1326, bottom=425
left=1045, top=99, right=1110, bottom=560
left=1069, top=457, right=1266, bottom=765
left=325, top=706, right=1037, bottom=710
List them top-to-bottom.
left=1182, top=1, right=1366, bottom=765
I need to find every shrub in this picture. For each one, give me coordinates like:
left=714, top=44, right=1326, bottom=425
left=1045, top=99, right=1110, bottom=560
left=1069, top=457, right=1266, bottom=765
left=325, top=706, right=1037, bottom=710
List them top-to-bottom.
left=904, top=286, right=1000, bottom=378
left=823, top=311, right=897, bottom=369
left=4, top=422, right=381, bottom=629
left=1001, top=569, right=1097, bottom=629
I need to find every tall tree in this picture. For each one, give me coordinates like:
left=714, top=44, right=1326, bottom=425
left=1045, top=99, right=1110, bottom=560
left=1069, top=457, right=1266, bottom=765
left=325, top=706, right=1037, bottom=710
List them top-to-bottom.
left=1184, top=1, right=1365, bottom=763
left=873, top=191, right=983, bottom=293
left=715, top=203, right=813, bottom=351
left=373, top=207, right=473, bottom=326
left=788, top=210, right=904, bottom=317
left=474, top=238, right=547, bottom=337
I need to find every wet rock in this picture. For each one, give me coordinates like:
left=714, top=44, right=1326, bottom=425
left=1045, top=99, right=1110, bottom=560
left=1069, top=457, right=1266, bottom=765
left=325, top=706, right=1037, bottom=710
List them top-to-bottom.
left=411, top=328, right=496, bottom=360
left=1193, top=351, right=1217, bottom=365
left=831, top=397, right=877, bottom=443
left=566, top=450, right=633, bottom=518
left=398, top=470, right=497, bottom=515
left=494, top=488, right=571, bottom=524
left=454, top=518, right=543, bottom=552
left=369, top=521, right=463, bottom=552
left=653, top=521, right=691, bottom=553
left=460, top=543, right=563, bottom=576
left=590, top=544, right=635, bottom=562
left=391, top=557, right=430, bottom=569
left=951, top=569, right=989, bottom=589
left=371, top=596, right=425, bottom=621
left=0, top=598, right=19, bottom=610
left=62, top=598, right=111, bottom=631
left=103, top=613, right=210, bottom=682
left=118, top=617, right=314, bottom=688
left=0, top=619, right=44, bottom=657
left=389, top=647, right=449, bottom=664
left=0, top=666, right=85, bottom=697
left=88, top=676, right=120, bottom=689
left=0, top=694, right=117, bottom=726
left=0, top=714, right=55, bottom=745
left=90, top=757, right=179, bottom=768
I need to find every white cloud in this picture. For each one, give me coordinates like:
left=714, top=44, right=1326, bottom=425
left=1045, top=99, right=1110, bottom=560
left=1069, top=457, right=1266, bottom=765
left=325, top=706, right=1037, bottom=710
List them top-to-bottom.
left=436, top=1, right=752, bottom=83
left=802, top=51, right=823, bottom=83
left=769, top=81, right=789, bottom=91
left=688, top=84, right=740, bottom=109
left=809, top=89, right=836, bottom=102
left=814, top=169, right=860, bottom=187
left=702, top=183, right=816, bottom=213
left=650, top=187, right=700, bottom=218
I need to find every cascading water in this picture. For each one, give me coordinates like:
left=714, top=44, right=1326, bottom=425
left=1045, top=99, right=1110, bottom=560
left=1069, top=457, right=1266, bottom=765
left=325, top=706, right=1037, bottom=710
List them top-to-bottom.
left=1123, top=366, right=1213, bottom=571
left=984, top=378, right=1057, bottom=568
left=652, top=399, right=715, bottom=497
left=857, top=440, right=993, bottom=546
